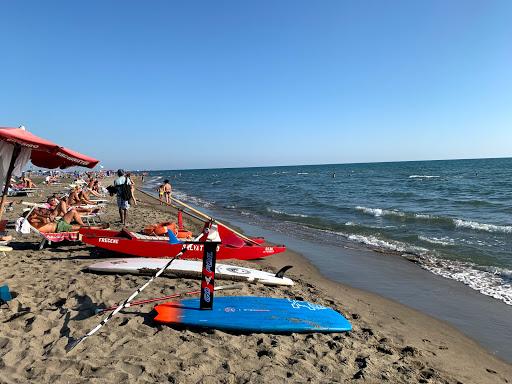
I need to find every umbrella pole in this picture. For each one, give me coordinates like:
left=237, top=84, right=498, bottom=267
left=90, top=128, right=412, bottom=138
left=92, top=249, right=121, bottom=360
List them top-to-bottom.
left=0, top=145, right=21, bottom=221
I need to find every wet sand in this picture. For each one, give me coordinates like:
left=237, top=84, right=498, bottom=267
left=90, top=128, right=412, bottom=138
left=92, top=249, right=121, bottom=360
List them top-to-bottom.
left=0, top=179, right=510, bottom=383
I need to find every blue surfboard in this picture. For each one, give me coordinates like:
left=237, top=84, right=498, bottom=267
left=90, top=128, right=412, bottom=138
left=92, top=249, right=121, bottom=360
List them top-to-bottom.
left=154, top=296, right=352, bottom=333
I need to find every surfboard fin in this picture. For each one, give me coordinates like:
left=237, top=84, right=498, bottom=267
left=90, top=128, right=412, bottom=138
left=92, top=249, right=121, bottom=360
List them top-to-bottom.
left=275, top=265, right=293, bottom=278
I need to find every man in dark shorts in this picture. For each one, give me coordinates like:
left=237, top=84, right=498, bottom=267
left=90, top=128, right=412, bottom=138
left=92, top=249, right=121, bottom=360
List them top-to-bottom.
left=114, top=169, right=132, bottom=225
left=163, top=179, right=172, bottom=205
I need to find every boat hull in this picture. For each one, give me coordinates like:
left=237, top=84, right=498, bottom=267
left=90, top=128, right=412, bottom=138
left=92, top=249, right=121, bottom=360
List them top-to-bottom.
left=79, top=228, right=286, bottom=260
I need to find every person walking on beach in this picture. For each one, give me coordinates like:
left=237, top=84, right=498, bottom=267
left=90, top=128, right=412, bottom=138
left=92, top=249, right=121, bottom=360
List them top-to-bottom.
left=114, top=169, right=132, bottom=225
left=126, top=173, right=137, bottom=206
left=163, top=179, right=172, bottom=205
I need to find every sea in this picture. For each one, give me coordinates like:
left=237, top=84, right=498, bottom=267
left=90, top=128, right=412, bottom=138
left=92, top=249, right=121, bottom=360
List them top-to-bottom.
left=143, top=158, right=512, bottom=307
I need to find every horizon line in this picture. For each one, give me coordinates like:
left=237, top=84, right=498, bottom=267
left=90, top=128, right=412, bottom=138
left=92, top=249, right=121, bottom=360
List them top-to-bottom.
left=131, top=155, right=512, bottom=172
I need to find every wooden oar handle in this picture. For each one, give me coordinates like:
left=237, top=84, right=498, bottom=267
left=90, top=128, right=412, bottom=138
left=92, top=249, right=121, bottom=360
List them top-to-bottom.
left=136, top=187, right=260, bottom=246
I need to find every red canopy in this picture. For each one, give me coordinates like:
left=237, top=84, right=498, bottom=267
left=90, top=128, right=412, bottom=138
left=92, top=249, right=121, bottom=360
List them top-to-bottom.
left=0, top=127, right=99, bottom=169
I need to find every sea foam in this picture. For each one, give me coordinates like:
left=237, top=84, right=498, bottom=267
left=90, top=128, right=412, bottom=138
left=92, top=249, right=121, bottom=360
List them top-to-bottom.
left=173, top=191, right=214, bottom=208
left=355, top=206, right=405, bottom=218
left=267, top=208, right=309, bottom=218
left=454, top=219, right=512, bottom=234
left=327, top=229, right=512, bottom=305
left=346, top=234, right=429, bottom=255
left=418, top=236, right=455, bottom=246
left=419, top=257, right=512, bottom=306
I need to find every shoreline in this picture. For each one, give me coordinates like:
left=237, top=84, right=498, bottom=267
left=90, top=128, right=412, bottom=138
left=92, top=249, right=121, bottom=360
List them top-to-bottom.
left=145, top=163, right=512, bottom=310
left=145, top=177, right=512, bottom=363
left=0, top=179, right=510, bottom=383
left=136, top=185, right=512, bottom=370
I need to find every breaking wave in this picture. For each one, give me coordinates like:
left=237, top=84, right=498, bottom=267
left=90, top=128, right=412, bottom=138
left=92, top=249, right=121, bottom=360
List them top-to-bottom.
left=172, top=191, right=214, bottom=208
left=355, top=206, right=405, bottom=218
left=355, top=206, right=512, bottom=234
left=267, top=208, right=309, bottom=218
left=454, top=219, right=512, bottom=234
left=332, top=232, right=512, bottom=306
left=345, top=233, right=429, bottom=255
left=418, top=235, right=455, bottom=246
left=419, top=257, right=512, bottom=306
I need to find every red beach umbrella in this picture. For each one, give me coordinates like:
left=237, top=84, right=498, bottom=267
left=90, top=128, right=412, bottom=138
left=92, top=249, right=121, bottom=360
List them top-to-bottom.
left=0, top=126, right=100, bottom=218
left=0, top=127, right=99, bottom=169
left=30, top=146, right=100, bottom=169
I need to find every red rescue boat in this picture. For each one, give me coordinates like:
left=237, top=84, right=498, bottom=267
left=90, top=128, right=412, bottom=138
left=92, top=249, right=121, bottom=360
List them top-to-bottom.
left=79, top=225, right=286, bottom=260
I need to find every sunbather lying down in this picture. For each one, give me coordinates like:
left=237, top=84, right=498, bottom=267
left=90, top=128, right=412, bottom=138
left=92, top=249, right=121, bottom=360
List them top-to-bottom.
left=21, top=175, right=36, bottom=189
left=66, top=186, right=102, bottom=206
left=48, top=196, right=101, bottom=215
left=26, top=204, right=107, bottom=233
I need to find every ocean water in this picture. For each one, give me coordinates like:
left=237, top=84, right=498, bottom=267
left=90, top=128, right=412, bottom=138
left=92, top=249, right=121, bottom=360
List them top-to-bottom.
left=144, top=158, right=512, bottom=306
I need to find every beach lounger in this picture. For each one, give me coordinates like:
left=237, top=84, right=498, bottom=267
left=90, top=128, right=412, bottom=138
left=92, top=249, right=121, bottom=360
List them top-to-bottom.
left=7, top=188, right=40, bottom=197
left=90, top=199, right=109, bottom=204
left=17, top=204, right=81, bottom=250
left=81, top=212, right=104, bottom=226
left=15, top=216, right=80, bottom=250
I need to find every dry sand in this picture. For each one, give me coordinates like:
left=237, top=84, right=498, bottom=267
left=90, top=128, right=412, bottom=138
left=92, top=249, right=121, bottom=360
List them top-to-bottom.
left=0, top=179, right=510, bottom=383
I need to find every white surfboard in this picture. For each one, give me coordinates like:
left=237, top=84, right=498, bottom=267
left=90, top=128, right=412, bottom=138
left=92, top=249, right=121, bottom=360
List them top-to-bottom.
left=87, top=258, right=294, bottom=286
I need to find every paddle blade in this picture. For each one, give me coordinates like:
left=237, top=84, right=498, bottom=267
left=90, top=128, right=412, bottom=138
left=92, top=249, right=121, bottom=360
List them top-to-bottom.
left=167, top=229, right=182, bottom=245
left=275, top=265, right=293, bottom=278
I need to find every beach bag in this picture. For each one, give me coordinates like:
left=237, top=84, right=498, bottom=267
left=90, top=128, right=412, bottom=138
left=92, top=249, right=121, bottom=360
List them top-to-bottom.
left=119, top=177, right=132, bottom=201
left=106, top=185, right=118, bottom=196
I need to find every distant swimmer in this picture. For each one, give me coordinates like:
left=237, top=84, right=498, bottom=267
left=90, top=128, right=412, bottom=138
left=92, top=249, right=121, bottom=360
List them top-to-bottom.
left=332, top=172, right=336, bottom=178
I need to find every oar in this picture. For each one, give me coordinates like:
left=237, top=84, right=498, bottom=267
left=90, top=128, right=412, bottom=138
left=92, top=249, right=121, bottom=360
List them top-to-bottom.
left=136, top=186, right=261, bottom=245
left=136, top=188, right=205, bottom=223
left=171, top=196, right=261, bottom=246
left=66, top=229, right=207, bottom=353
left=66, top=246, right=187, bottom=352
left=95, top=283, right=244, bottom=314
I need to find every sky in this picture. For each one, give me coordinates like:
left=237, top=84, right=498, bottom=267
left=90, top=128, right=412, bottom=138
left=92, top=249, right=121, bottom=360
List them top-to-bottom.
left=1, top=1, right=511, bottom=170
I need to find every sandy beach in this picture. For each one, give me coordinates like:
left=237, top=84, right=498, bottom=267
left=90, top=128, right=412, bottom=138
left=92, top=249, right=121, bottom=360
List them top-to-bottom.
left=0, top=179, right=511, bottom=383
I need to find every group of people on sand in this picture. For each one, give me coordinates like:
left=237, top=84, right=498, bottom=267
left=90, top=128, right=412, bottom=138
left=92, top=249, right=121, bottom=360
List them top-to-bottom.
left=19, top=169, right=147, bottom=232
left=10, top=173, right=37, bottom=189
left=21, top=174, right=37, bottom=188
left=44, top=174, right=60, bottom=184
left=23, top=180, right=107, bottom=233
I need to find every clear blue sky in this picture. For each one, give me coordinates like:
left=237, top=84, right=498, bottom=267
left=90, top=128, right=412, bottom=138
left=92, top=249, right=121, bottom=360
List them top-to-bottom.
left=1, top=1, right=511, bottom=170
